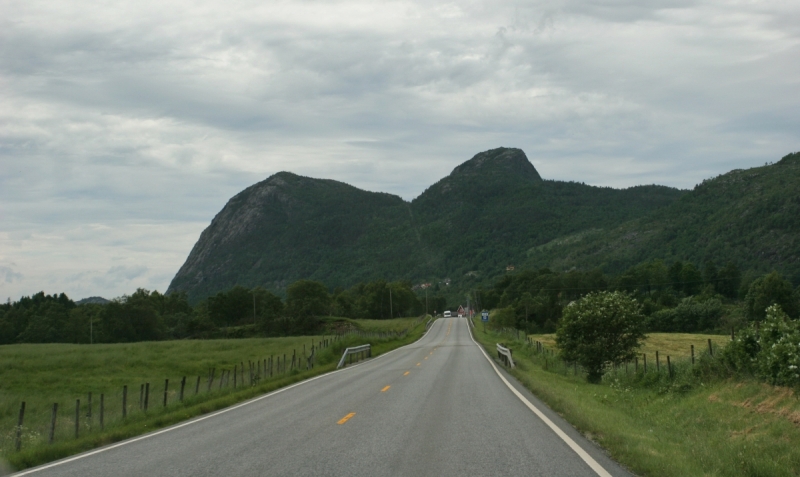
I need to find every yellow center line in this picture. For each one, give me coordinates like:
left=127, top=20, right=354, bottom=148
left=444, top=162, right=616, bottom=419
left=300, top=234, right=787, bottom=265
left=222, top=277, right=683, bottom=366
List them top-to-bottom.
left=424, top=356, right=428, bottom=360
left=416, top=362, right=421, bottom=366
left=403, top=371, right=410, bottom=376
left=381, top=385, right=391, bottom=392
left=337, top=412, right=356, bottom=425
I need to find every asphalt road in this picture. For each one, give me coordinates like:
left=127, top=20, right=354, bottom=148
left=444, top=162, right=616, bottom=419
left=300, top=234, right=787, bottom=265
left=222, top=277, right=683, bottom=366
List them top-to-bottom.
left=17, top=318, right=633, bottom=476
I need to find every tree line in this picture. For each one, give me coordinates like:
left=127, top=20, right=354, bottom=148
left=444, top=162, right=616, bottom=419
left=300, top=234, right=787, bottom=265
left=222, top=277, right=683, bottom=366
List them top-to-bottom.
left=479, top=259, right=800, bottom=334
left=0, top=279, right=445, bottom=345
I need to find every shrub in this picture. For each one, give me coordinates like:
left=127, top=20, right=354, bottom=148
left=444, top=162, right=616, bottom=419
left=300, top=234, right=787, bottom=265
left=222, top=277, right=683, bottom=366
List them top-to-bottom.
left=556, top=291, right=647, bottom=383
left=757, top=305, right=800, bottom=386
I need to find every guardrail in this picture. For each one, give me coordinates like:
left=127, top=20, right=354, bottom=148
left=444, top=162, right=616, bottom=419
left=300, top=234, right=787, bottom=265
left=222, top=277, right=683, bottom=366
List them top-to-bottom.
left=425, top=318, right=433, bottom=330
left=496, top=343, right=515, bottom=368
left=336, top=344, right=372, bottom=369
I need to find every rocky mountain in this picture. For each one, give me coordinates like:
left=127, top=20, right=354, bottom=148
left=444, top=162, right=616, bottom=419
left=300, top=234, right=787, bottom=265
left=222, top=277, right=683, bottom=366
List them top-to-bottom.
left=168, top=147, right=687, bottom=303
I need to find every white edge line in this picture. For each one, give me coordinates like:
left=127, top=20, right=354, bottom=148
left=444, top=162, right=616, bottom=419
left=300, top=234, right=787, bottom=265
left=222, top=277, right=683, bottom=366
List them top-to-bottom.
left=464, top=318, right=614, bottom=477
left=14, top=320, right=442, bottom=476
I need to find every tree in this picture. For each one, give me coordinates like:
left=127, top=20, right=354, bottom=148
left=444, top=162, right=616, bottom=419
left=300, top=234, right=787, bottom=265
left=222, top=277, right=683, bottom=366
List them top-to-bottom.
left=716, top=262, right=742, bottom=299
left=745, top=271, right=799, bottom=320
left=286, top=280, right=331, bottom=332
left=556, top=291, right=647, bottom=383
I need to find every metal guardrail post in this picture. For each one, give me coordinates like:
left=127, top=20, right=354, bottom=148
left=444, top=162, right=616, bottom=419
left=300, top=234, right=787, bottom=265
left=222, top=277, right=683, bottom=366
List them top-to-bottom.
left=496, top=343, right=515, bottom=368
left=337, top=344, right=372, bottom=369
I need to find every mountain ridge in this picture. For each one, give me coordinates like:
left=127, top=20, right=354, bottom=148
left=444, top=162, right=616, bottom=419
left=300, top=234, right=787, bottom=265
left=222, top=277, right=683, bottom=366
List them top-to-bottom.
left=168, top=148, right=800, bottom=303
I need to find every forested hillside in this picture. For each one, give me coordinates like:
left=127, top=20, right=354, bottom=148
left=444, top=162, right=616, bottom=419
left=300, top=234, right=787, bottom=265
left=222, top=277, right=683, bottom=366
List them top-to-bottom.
left=168, top=148, right=685, bottom=303
left=525, top=152, right=800, bottom=285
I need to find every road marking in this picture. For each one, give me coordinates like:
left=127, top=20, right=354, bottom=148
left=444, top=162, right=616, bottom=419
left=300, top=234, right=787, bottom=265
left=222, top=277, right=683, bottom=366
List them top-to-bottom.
left=465, top=319, right=613, bottom=477
left=15, top=320, right=445, bottom=476
left=424, top=357, right=428, bottom=360
left=416, top=362, right=421, bottom=366
left=403, top=371, right=410, bottom=376
left=381, top=386, right=390, bottom=392
left=337, top=412, right=356, bottom=424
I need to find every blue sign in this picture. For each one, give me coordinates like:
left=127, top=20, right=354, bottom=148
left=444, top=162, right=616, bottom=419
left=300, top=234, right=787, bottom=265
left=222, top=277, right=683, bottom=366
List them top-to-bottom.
left=481, top=311, right=489, bottom=322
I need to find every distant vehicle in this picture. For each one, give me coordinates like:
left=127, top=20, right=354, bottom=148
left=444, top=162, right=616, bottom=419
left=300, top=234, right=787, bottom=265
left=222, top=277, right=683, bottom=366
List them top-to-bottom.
left=443, top=310, right=451, bottom=318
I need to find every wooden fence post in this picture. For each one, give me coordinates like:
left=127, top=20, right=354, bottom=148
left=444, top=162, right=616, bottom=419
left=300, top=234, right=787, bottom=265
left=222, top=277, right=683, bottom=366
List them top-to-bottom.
left=708, top=338, right=713, bottom=356
left=691, top=345, right=695, bottom=365
left=656, top=351, right=660, bottom=373
left=643, top=354, right=647, bottom=373
left=667, top=356, right=673, bottom=379
left=635, top=357, right=638, bottom=373
left=234, top=365, right=238, bottom=388
left=207, top=368, right=215, bottom=392
left=180, top=376, right=186, bottom=402
left=195, top=376, right=201, bottom=395
left=163, top=379, right=169, bottom=407
left=144, top=383, right=150, bottom=411
left=139, top=384, right=144, bottom=410
left=87, top=392, right=92, bottom=425
left=100, top=394, right=104, bottom=430
left=75, top=399, right=80, bottom=438
left=15, top=401, right=25, bottom=451
left=49, top=403, right=58, bottom=444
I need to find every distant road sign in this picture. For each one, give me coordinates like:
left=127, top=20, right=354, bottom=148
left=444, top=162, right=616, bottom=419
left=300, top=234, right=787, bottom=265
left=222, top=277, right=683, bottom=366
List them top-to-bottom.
left=481, top=311, right=489, bottom=322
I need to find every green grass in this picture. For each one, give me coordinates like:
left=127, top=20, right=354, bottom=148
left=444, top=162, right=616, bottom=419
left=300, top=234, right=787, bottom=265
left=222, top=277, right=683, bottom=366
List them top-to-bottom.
left=0, top=318, right=427, bottom=470
left=475, top=324, right=800, bottom=476
left=529, top=332, right=730, bottom=359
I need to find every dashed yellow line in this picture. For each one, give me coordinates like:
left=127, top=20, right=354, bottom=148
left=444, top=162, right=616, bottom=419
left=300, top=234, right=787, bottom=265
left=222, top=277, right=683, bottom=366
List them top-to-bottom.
left=416, top=362, right=421, bottom=366
left=403, top=371, right=410, bottom=376
left=381, top=385, right=391, bottom=392
left=337, top=412, right=356, bottom=425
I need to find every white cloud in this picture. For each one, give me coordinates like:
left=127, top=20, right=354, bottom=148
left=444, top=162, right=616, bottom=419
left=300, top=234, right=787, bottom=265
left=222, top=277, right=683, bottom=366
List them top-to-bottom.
left=0, top=0, right=798, bottom=299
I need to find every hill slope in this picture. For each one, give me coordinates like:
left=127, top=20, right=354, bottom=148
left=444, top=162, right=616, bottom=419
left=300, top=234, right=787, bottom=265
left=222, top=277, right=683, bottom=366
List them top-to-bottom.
left=168, top=148, right=686, bottom=302
left=525, top=152, right=800, bottom=284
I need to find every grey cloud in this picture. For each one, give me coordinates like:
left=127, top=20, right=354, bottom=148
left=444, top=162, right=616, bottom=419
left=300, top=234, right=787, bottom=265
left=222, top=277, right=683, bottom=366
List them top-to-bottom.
left=1, top=0, right=798, bottom=299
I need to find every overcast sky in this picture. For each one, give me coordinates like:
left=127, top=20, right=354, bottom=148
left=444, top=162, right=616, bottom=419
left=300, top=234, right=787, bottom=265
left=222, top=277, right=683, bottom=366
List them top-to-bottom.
left=1, top=0, right=798, bottom=301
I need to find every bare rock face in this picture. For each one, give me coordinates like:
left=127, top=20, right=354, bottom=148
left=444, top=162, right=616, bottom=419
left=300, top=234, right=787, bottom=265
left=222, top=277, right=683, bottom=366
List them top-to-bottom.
left=167, top=172, right=412, bottom=302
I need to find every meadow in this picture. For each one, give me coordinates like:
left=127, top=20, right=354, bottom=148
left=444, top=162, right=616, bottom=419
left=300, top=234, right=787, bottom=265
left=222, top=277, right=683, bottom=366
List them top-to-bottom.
left=0, top=317, right=425, bottom=469
left=477, top=324, right=800, bottom=476
left=529, top=332, right=731, bottom=360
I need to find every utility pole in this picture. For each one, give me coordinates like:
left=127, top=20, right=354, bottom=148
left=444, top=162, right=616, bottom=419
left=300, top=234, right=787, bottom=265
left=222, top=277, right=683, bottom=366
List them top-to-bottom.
left=425, top=289, right=428, bottom=317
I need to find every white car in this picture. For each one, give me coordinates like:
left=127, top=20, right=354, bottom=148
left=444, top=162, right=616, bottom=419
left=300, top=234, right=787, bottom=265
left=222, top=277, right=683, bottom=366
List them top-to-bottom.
left=443, top=310, right=451, bottom=317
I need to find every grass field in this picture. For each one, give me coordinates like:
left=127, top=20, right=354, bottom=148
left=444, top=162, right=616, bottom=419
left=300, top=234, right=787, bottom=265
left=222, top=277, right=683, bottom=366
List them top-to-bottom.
left=0, top=317, right=426, bottom=470
left=476, top=324, right=800, bottom=476
left=529, top=332, right=730, bottom=360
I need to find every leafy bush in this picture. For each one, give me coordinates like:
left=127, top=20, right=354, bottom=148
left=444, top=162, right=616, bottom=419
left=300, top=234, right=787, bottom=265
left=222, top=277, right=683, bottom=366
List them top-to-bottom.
left=556, top=291, right=647, bottom=383
left=648, top=297, right=724, bottom=332
left=722, top=304, right=800, bottom=387
left=756, top=305, right=800, bottom=386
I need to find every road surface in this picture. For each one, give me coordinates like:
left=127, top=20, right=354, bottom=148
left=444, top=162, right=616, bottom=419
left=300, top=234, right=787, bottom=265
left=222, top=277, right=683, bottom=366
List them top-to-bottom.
left=17, top=318, right=633, bottom=476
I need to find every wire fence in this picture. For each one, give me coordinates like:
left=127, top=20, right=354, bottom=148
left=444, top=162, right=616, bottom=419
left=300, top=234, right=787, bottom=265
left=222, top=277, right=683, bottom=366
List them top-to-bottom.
left=3, top=319, right=427, bottom=456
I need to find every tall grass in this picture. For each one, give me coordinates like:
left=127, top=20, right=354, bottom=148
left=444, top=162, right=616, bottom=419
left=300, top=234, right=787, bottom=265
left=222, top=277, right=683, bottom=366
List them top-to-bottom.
left=475, top=324, right=800, bottom=476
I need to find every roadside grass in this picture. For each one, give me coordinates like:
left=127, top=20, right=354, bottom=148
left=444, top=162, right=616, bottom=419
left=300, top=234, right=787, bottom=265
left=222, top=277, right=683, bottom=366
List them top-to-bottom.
left=349, top=317, right=422, bottom=333
left=0, top=318, right=427, bottom=470
left=475, top=324, right=800, bottom=476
